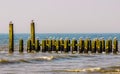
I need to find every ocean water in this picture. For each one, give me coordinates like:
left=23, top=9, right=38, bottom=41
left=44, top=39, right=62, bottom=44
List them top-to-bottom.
left=0, top=33, right=120, bottom=74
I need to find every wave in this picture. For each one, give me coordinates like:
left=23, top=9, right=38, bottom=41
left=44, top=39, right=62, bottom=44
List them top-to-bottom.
left=0, top=53, right=100, bottom=64
left=0, top=54, right=91, bottom=64
left=0, top=56, right=54, bottom=64
left=53, top=66, right=120, bottom=73
left=64, top=67, right=102, bottom=72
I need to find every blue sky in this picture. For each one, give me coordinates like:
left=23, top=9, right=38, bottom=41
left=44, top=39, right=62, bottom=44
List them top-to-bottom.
left=0, top=0, right=120, bottom=33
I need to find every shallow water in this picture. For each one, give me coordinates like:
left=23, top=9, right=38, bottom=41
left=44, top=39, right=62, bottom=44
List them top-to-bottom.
left=0, top=33, right=120, bottom=74
left=0, top=52, right=120, bottom=74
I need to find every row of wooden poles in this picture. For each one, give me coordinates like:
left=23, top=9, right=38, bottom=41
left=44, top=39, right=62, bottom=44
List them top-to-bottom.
left=9, top=21, right=118, bottom=54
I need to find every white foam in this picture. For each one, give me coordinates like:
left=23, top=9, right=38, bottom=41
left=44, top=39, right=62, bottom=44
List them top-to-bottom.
left=39, top=56, right=54, bottom=60
left=66, top=67, right=102, bottom=72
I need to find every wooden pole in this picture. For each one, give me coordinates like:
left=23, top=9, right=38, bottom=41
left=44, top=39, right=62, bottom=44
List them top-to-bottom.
left=30, top=20, right=35, bottom=51
left=9, top=21, right=14, bottom=53
left=113, top=37, right=118, bottom=54
left=19, top=38, right=24, bottom=53
left=35, top=38, right=40, bottom=52
left=60, top=38, right=64, bottom=52
left=71, top=38, right=77, bottom=54
left=79, top=38, right=84, bottom=53
left=84, top=38, right=89, bottom=53
left=101, top=38, right=105, bottom=52
left=27, top=39, right=32, bottom=53
left=48, top=39, right=52, bottom=53
left=52, top=39, right=56, bottom=51
left=56, top=39, right=60, bottom=53
left=64, top=39, right=69, bottom=53
left=68, top=39, right=71, bottom=52
left=89, top=39, right=92, bottom=52
left=91, top=39, right=96, bottom=53
left=97, top=39, right=102, bottom=53
left=105, top=39, right=110, bottom=54
left=109, top=39, right=112, bottom=53
left=42, top=40, right=46, bottom=52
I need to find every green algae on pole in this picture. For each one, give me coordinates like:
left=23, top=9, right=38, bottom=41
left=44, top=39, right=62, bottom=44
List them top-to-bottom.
left=30, top=20, right=35, bottom=50
left=9, top=21, right=14, bottom=53
left=113, top=37, right=118, bottom=54
left=19, top=38, right=24, bottom=53
left=35, top=38, right=40, bottom=52
left=60, top=38, right=64, bottom=52
left=64, top=38, right=69, bottom=53
left=65, top=38, right=70, bottom=52
left=71, top=38, right=77, bottom=54
left=78, top=38, right=84, bottom=53
left=84, top=38, right=89, bottom=53
left=101, top=38, right=105, bottom=52
left=109, top=38, right=112, bottom=53
left=27, top=39, right=32, bottom=53
left=48, top=39, right=52, bottom=53
left=52, top=39, right=56, bottom=51
left=56, top=39, right=60, bottom=53
left=68, top=39, right=71, bottom=52
left=89, top=39, right=92, bottom=52
left=91, top=39, right=96, bottom=53
left=97, top=39, right=102, bottom=53
left=105, top=39, right=110, bottom=54
left=41, top=40, right=46, bottom=52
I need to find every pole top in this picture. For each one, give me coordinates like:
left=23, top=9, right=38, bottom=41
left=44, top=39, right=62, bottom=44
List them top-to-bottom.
left=31, top=20, right=34, bottom=23
left=9, top=21, right=13, bottom=24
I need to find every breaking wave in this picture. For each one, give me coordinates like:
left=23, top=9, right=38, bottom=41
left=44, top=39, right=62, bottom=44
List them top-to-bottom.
left=0, top=56, right=54, bottom=64
left=55, top=66, right=120, bottom=73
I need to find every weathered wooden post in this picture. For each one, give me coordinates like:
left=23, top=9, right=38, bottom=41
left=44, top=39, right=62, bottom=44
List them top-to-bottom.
left=30, top=20, right=35, bottom=51
left=9, top=21, right=14, bottom=53
left=113, top=37, right=118, bottom=54
left=19, top=38, right=24, bottom=53
left=35, top=38, right=40, bottom=52
left=48, top=38, right=52, bottom=53
left=52, top=38, right=56, bottom=51
left=60, top=38, right=64, bottom=52
left=64, top=38, right=69, bottom=53
left=71, top=38, right=77, bottom=54
left=79, top=38, right=84, bottom=53
left=84, top=38, right=89, bottom=53
left=96, top=38, right=99, bottom=53
left=101, top=38, right=105, bottom=52
left=109, top=38, right=112, bottom=53
left=27, top=39, right=32, bottom=53
left=45, top=39, right=49, bottom=51
left=56, top=39, right=60, bottom=53
left=68, top=39, right=71, bottom=52
left=89, top=39, right=92, bottom=52
left=91, top=39, right=96, bottom=53
left=97, top=39, right=102, bottom=53
left=105, top=39, right=110, bottom=54
left=42, top=40, right=46, bottom=52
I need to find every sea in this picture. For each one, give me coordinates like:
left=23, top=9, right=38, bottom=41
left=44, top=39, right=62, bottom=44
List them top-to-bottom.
left=0, top=33, right=120, bottom=74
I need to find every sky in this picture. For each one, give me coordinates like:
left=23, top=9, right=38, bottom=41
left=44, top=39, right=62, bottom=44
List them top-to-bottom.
left=0, top=0, right=120, bottom=33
